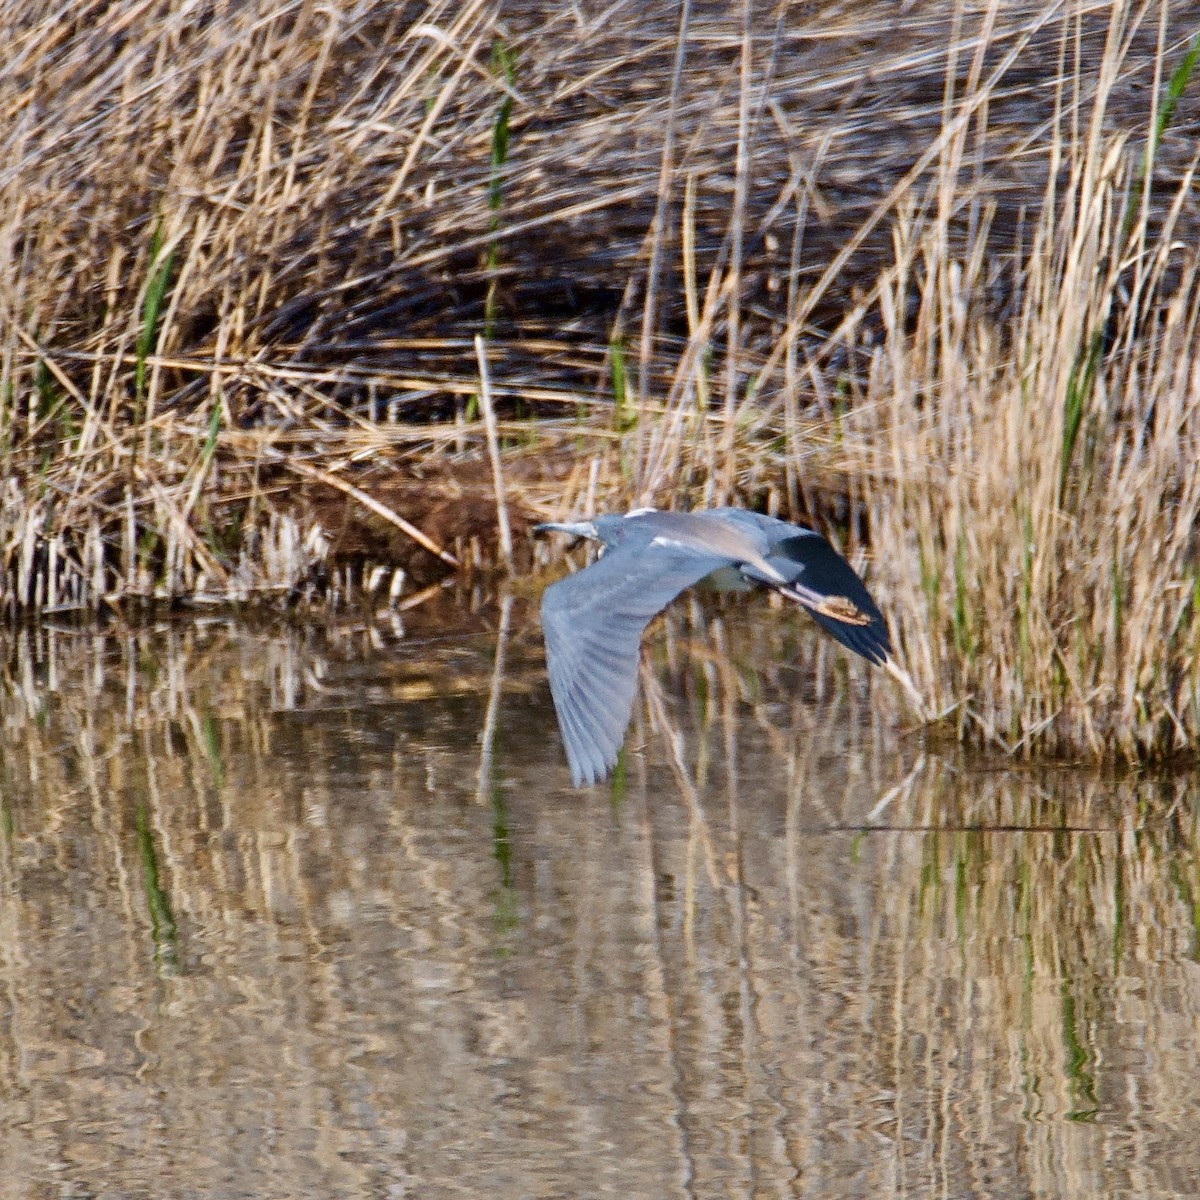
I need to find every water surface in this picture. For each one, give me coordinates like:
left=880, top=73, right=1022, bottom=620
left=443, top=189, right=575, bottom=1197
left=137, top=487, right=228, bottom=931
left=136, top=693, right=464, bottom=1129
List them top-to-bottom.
left=0, top=599, right=1197, bottom=1198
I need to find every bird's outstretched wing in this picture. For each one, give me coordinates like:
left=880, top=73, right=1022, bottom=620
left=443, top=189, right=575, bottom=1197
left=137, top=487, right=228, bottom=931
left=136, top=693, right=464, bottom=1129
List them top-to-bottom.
left=767, top=532, right=892, bottom=664
left=540, top=540, right=728, bottom=786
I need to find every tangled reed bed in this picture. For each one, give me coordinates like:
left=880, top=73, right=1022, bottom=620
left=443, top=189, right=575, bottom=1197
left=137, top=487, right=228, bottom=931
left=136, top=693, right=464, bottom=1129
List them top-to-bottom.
left=1, top=0, right=1199, bottom=759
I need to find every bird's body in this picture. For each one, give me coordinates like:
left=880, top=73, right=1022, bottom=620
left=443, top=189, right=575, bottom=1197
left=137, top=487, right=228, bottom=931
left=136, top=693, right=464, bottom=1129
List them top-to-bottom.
left=535, top=507, right=891, bottom=786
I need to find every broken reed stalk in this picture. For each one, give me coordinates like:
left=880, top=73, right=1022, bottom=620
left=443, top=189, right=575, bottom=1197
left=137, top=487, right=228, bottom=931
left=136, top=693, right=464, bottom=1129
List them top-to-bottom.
left=474, top=334, right=514, bottom=572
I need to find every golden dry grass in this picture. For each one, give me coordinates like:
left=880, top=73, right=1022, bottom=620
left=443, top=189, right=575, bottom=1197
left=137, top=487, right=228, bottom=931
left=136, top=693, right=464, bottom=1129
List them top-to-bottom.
left=1, top=0, right=1198, bottom=758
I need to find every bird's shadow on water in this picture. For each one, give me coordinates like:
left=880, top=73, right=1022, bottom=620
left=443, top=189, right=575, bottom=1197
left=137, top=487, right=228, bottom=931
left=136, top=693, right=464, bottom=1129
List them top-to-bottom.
left=475, top=587, right=1177, bottom=849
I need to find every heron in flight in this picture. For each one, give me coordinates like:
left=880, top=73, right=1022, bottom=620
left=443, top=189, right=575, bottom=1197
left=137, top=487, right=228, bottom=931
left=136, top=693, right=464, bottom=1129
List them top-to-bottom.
left=535, top=507, right=891, bottom=786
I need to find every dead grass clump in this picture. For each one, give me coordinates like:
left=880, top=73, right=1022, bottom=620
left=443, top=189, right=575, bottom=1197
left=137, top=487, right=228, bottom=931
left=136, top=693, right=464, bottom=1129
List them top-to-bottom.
left=608, top=2, right=1200, bottom=763
left=845, top=47, right=1200, bottom=759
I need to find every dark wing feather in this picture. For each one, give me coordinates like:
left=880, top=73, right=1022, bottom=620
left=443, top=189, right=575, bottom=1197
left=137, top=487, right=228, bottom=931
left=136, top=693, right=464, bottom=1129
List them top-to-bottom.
left=767, top=533, right=892, bottom=665
left=541, top=540, right=729, bottom=786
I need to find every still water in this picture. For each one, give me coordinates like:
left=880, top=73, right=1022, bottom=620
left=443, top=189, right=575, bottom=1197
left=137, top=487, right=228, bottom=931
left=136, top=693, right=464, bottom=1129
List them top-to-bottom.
left=0, top=595, right=1197, bottom=1199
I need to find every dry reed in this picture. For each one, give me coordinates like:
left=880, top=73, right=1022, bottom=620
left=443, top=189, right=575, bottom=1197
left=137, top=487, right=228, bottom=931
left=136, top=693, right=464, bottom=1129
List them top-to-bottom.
left=0, top=1, right=1198, bottom=758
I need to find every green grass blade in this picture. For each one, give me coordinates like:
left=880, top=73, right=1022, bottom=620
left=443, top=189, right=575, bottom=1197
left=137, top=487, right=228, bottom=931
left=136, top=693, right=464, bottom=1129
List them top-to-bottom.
left=1123, top=31, right=1200, bottom=242
left=484, top=39, right=515, bottom=339
left=135, top=218, right=176, bottom=405
left=1060, top=331, right=1101, bottom=503
left=610, top=335, right=635, bottom=431
left=202, top=398, right=222, bottom=466
left=135, top=805, right=179, bottom=974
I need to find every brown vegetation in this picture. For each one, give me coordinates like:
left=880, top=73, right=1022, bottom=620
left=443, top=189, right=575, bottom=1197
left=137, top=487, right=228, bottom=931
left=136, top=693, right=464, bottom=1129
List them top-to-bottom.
left=1, top=0, right=1198, bottom=757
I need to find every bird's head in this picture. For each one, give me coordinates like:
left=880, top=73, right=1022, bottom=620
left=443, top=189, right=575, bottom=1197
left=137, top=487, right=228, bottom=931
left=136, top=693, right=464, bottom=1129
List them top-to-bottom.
left=534, top=511, right=646, bottom=550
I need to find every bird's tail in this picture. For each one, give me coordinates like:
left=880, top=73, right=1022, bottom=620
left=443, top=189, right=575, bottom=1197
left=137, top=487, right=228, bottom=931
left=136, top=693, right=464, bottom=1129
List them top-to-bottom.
left=767, top=534, right=893, bottom=665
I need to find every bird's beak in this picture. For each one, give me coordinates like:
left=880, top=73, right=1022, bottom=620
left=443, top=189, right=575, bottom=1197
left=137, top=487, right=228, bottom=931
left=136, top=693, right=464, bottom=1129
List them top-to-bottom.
left=532, top=520, right=598, bottom=542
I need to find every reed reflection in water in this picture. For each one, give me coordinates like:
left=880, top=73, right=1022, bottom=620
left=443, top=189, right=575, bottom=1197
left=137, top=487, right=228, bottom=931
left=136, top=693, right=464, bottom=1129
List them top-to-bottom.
left=0, top=601, right=1197, bottom=1199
